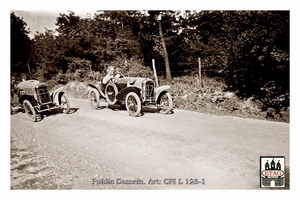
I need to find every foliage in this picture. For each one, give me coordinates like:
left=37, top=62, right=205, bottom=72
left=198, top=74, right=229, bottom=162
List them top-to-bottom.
left=176, top=11, right=289, bottom=114
left=10, top=12, right=32, bottom=74
left=105, top=57, right=154, bottom=78
left=56, top=73, right=68, bottom=84
left=160, top=76, right=288, bottom=122
left=260, top=80, right=289, bottom=117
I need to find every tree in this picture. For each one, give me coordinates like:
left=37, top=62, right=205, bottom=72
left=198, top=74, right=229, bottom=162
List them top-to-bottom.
left=179, top=10, right=289, bottom=111
left=148, top=11, right=172, bottom=80
left=10, top=12, right=32, bottom=75
left=32, top=30, right=62, bottom=81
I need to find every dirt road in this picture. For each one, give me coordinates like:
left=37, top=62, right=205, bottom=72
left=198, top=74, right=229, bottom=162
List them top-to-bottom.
left=10, top=97, right=290, bottom=189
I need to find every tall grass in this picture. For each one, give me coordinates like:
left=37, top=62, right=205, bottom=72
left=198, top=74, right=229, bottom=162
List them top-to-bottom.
left=160, top=76, right=289, bottom=122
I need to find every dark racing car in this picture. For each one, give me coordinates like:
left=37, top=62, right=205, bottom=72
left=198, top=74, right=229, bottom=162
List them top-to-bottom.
left=88, top=73, right=173, bottom=117
left=11, top=80, right=70, bottom=122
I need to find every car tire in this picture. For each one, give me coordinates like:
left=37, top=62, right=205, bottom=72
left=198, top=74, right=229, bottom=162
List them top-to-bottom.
left=105, top=82, right=118, bottom=105
left=88, top=88, right=100, bottom=109
left=125, top=92, right=141, bottom=117
left=158, top=92, right=173, bottom=114
left=59, top=93, right=70, bottom=114
left=23, top=100, right=37, bottom=122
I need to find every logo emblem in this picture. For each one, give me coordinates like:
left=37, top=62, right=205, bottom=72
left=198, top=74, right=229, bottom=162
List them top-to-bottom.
left=260, top=156, right=285, bottom=187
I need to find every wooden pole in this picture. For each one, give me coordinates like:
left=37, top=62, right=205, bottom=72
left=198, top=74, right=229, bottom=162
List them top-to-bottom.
left=198, top=58, right=202, bottom=87
left=152, top=59, right=159, bottom=86
left=27, top=63, right=31, bottom=74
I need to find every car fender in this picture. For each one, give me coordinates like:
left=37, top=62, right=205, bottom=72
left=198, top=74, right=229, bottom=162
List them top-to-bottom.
left=88, top=83, right=105, bottom=97
left=88, top=83, right=99, bottom=91
left=155, top=85, right=171, bottom=102
left=51, top=87, right=66, bottom=105
left=19, top=94, right=37, bottom=106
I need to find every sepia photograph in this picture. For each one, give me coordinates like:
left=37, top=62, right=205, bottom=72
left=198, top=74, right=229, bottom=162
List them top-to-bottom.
left=3, top=0, right=299, bottom=199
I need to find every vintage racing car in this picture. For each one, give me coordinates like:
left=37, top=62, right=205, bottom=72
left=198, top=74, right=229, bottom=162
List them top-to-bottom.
left=87, top=73, right=173, bottom=117
left=10, top=80, right=70, bottom=122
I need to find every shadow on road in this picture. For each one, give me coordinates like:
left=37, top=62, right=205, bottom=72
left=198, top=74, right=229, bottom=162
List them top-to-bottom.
left=106, top=104, right=175, bottom=117
left=11, top=107, right=80, bottom=122
left=11, top=107, right=25, bottom=115
left=35, top=107, right=80, bottom=122
left=67, top=108, right=80, bottom=114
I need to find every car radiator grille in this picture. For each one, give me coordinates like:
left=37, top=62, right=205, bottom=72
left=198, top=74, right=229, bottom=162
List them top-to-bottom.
left=145, top=82, right=155, bottom=101
left=37, top=87, right=51, bottom=104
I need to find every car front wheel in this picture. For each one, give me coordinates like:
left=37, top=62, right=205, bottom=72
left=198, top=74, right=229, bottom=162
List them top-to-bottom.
left=105, top=82, right=118, bottom=105
left=88, top=88, right=100, bottom=109
left=125, top=92, right=141, bottom=117
left=158, top=92, right=173, bottom=114
left=59, top=93, right=70, bottom=114
left=23, top=100, right=37, bottom=122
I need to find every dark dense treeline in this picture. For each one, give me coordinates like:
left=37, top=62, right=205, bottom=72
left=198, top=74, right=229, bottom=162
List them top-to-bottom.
left=11, top=10, right=289, bottom=111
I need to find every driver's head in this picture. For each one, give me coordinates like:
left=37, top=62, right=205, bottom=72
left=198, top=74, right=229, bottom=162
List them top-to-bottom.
left=107, top=66, right=115, bottom=75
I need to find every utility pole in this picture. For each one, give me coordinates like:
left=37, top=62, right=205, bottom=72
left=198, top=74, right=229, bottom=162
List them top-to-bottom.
left=198, top=57, right=202, bottom=87
left=152, top=59, right=159, bottom=86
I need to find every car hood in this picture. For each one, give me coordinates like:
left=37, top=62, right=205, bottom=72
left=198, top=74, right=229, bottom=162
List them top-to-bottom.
left=117, top=77, right=153, bottom=88
left=117, top=77, right=145, bottom=84
left=17, top=80, right=41, bottom=90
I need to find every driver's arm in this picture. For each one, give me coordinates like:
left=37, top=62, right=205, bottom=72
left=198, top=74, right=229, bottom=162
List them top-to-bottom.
left=115, top=72, right=124, bottom=78
left=114, top=73, right=121, bottom=79
left=103, top=74, right=113, bottom=84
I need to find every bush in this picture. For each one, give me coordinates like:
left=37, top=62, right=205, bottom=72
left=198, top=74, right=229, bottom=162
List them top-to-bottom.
left=104, top=57, right=154, bottom=79
left=56, top=73, right=68, bottom=84
left=159, top=75, right=289, bottom=122
left=45, top=79, right=59, bottom=91
left=260, top=80, right=289, bottom=119
left=64, top=81, right=89, bottom=99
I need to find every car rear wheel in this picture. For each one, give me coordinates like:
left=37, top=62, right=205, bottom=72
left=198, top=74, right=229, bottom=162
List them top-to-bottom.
left=105, top=82, right=118, bottom=105
left=88, top=88, right=100, bottom=109
left=125, top=92, right=141, bottom=117
left=158, top=92, right=173, bottom=114
left=59, top=93, right=70, bottom=114
left=23, top=100, right=37, bottom=122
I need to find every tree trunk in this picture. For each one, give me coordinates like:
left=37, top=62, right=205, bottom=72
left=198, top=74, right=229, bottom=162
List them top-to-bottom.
left=157, top=20, right=172, bottom=80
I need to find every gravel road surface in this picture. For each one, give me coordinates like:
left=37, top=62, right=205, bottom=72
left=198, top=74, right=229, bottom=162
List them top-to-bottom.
left=10, top=97, right=290, bottom=190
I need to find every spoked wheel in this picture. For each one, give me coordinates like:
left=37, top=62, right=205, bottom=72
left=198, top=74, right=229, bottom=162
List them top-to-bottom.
left=105, top=82, right=118, bottom=105
left=88, top=88, right=100, bottom=109
left=125, top=92, right=141, bottom=117
left=158, top=92, right=173, bottom=114
left=59, top=93, right=70, bottom=114
left=23, top=100, right=37, bottom=122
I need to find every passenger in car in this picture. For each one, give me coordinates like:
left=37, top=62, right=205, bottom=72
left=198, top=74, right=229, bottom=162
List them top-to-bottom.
left=114, top=67, right=124, bottom=79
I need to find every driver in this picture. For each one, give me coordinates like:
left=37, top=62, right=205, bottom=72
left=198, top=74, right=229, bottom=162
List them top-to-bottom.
left=102, top=66, right=115, bottom=84
left=102, top=66, right=124, bottom=85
